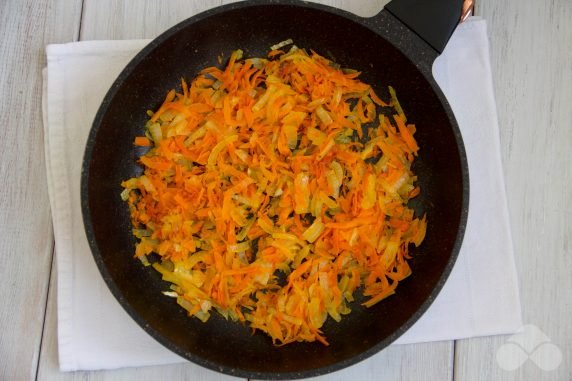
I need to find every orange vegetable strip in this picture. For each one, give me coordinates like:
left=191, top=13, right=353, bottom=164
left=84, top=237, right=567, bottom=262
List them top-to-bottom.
left=134, top=136, right=152, bottom=146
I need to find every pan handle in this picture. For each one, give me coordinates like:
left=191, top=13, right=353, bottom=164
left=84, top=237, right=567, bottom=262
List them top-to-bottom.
left=384, top=0, right=471, bottom=52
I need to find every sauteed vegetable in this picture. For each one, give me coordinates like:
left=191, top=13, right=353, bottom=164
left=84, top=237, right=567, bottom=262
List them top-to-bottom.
left=121, top=45, right=426, bottom=345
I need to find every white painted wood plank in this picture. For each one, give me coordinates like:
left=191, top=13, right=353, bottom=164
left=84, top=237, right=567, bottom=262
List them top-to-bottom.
left=0, top=0, right=82, bottom=380
left=79, top=0, right=390, bottom=41
left=80, top=0, right=225, bottom=40
left=455, top=0, right=572, bottom=380
left=38, top=1, right=452, bottom=380
left=280, top=342, right=453, bottom=381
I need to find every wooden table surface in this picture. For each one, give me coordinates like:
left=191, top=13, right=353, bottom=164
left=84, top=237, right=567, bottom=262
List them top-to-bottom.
left=1, top=0, right=570, bottom=380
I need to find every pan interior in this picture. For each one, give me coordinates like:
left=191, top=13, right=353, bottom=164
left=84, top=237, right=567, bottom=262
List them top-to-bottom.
left=85, top=3, right=464, bottom=377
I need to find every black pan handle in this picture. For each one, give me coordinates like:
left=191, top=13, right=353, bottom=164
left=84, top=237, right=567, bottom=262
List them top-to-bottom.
left=384, top=0, right=468, bottom=52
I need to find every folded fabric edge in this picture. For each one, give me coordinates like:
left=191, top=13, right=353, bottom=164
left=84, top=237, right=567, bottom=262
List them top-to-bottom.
left=440, top=17, right=523, bottom=332
left=474, top=20, right=524, bottom=331
left=46, top=40, right=152, bottom=58
left=43, top=60, right=78, bottom=371
left=395, top=320, right=524, bottom=346
left=66, top=357, right=186, bottom=373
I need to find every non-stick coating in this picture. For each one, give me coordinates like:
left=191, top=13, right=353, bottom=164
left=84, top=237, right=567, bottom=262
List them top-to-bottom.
left=83, top=2, right=467, bottom=379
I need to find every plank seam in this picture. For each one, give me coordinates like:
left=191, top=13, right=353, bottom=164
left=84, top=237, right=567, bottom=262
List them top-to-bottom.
left=34, top=243, right=56, bottom=381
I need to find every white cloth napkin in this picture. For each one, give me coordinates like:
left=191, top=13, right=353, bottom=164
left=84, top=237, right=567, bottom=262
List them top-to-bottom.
left=43, top=17, right=522, bottom=372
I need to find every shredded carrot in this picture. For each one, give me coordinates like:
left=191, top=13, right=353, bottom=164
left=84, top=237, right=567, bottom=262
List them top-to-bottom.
left=121, top=46, right=427, bottom=346
left=134, top=136, right=152, bottom=147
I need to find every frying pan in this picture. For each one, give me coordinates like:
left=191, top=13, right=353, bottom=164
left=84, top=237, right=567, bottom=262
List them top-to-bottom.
left=81, top=0, right=470, bottom=378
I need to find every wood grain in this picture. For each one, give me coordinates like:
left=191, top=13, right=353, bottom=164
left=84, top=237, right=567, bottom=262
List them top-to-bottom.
left=0, top=0, right=82, bottom=380
left=79, top=0, right=390, bottom=40
left=454, top=0, right=572, bottom=380
left=280, top=342, right=453, bottom=381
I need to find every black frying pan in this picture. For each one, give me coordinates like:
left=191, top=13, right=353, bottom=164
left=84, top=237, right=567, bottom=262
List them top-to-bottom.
left=82, top=0, right=469, bottom=379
